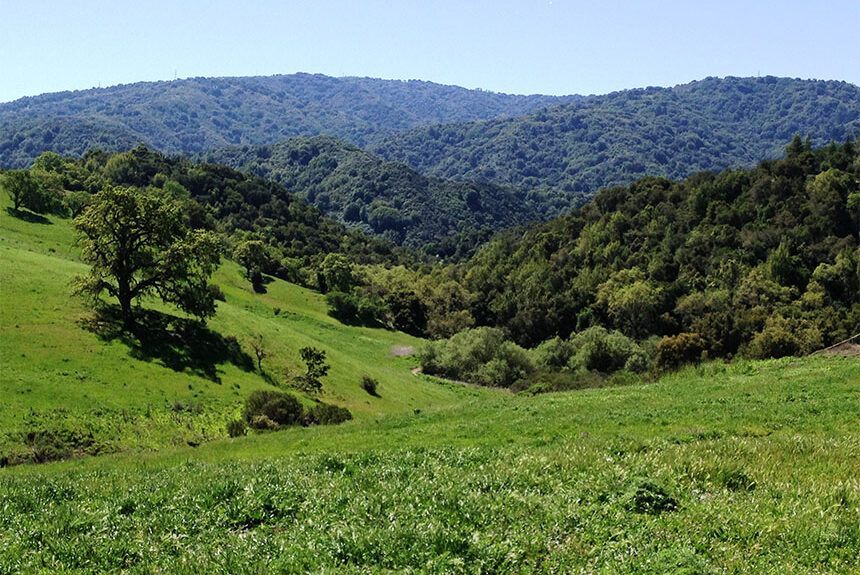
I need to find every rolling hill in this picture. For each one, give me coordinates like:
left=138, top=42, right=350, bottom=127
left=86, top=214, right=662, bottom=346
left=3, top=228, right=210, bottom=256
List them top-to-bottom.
left=0, top=74, right=580, bottom=169
left=374, top=76, right=860, bottom=200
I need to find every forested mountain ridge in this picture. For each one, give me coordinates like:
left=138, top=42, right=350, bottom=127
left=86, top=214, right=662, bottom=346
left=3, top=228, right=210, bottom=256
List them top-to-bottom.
left=0, top=74, right=580, bottom=169
left=373, top=76, right=860, bottom=202
left=202, top=136, right=559, bottom=255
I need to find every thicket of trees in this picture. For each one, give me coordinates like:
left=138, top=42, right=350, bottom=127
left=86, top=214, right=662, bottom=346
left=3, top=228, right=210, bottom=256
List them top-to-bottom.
left=202, top=136, right=554, bottom=256
left=2, top=146, right=413, bottom=292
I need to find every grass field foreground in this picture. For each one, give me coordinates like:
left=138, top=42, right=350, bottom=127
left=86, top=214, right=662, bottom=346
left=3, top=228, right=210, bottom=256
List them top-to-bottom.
left=1, top=356, right=858, bottom=573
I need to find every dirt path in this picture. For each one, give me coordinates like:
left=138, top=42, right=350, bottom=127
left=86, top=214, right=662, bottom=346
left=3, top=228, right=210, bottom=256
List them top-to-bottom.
left=812, top=333, right=860, bottom=356
left=389, top=345, right=415, bottom=357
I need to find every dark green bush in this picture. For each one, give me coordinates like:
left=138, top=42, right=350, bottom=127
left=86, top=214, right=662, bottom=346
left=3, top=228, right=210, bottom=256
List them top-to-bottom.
left=326, top=289, right=388, bottom=326
left=745, top=316, right=799, bottom=359
left=568, top=326, right=649, bottom=374
left=419, top=327, right=534, bottom=388
left=655, top=332, right=706, bottom=369
left=360, top=375, right=379, bottom=396
left=242, top=390, right=304, bottom=428
left=305, top=403, right=353, bottom=426
left=226, top=419, right=247, bottom=438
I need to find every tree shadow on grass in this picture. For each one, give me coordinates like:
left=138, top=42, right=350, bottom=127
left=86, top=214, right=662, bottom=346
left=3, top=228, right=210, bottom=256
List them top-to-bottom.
left=6, top=207, right=52, bottom=224
left=81, top=306, right=254, bottom=383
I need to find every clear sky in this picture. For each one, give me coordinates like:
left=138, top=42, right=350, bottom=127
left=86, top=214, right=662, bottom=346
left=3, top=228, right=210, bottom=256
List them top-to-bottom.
left=1, top=0, right=858, bottom=103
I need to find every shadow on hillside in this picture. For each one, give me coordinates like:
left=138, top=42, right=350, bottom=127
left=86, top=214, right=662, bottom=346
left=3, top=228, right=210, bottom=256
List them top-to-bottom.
left=6, top=207, right=52, bottom=224
left=81, top=306, right=255, bottom=383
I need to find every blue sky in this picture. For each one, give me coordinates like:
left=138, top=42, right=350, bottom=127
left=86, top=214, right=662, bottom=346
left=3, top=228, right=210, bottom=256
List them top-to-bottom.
left=1, top=0, right=858, bottom=103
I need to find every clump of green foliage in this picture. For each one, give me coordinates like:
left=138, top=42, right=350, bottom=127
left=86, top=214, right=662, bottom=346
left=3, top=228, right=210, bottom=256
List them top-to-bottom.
left=419, top=327, right=533, bottom=388
left=656, top=333, right=707, bottom=369
left=360, top=376, right=379, bottom=396
left=241, top=390, right=352, bottom=431
left=242, top=390, right=305, bottom=430
left=305, top=403, right=353, bottom=426
left=226, top=419, right=247, bottom=438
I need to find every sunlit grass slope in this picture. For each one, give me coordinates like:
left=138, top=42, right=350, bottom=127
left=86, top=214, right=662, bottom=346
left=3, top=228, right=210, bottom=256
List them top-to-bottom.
left=0, top=207, right=474, bottom=463
left=1, top=356, right=858, bottom=573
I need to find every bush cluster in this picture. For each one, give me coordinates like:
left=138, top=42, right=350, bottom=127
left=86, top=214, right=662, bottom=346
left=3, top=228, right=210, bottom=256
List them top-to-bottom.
left=419, top=327, right=534, bottom=388
left=533, top=327, right=650, bottom=375
left=655, top=333, right=706, bottom=369
left=241, top=390, right=352, bottom=431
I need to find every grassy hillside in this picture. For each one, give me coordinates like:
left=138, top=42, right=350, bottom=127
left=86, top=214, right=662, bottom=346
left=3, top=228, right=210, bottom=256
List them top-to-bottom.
left=0, top=74, right=580, bottom=169
left=375, top=76, right=860, bottom=203
left=0, top=206, right=473, bottom=465
left=1, top=355, right=858, bottom=572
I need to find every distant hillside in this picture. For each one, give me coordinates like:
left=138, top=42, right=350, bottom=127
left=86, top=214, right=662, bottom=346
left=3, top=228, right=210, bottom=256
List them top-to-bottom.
left=0, top=74, right=580, bottom=168
left=373, top=77, right=860, bottom=200
left=203, top=136, right=560, bottom=255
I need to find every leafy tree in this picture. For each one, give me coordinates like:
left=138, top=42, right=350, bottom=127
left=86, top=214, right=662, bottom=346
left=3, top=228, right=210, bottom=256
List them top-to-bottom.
left=2, top=170, right=41, bottom=212
left=74, top=186, right=221, bottom=329
left=233, top=240, right=270, bottom=292
left=317, top=253, right=354, bottom=293
left=296, top=347, right=329, bottom=394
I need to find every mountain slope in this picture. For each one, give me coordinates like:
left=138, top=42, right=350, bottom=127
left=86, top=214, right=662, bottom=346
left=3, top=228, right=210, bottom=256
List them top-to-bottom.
left=0, top=74, right=580, bottom=168
left=374, top=76, right=860, bottom=201
left=202, top=136, right=560, bottom=254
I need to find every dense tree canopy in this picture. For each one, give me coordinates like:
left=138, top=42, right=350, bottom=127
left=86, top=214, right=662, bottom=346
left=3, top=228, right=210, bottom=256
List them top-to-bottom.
left=0, top=74, right=576, bottom=169
left=203, top=136, right=553, bottom=255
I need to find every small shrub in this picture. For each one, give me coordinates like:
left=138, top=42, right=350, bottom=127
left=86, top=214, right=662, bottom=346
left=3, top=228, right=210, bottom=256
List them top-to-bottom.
left=208, top=283, right=226, bottom=302
left=745, top=316, right=807, bottom=359
left=568, top=326, right=648, bottom=374
left=418, top=327, right=534, bottom=388
left=656, top=332, right=707, bottom=369
left=532, top=336, right=574, bottom=370
left=512, top=370, right=605, bottom=394
left=360, top=375, right=379, bottom=396
left=242, top=390, right=304, bottom=428
left=263, top=395, right=304, bottom=425
left=305, top=403, right=353, bottom=426
left=249, top=415, right=279, bottom=431
left=226, top=419, right=247, bottom=438
left=22, top=429, right=96, bottom=464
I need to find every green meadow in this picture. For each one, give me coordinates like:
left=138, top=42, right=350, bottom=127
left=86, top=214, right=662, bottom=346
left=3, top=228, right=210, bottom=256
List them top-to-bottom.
left=1, top=206, right=859, bottom=573
left=0, top=207, right=468, bottom=464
